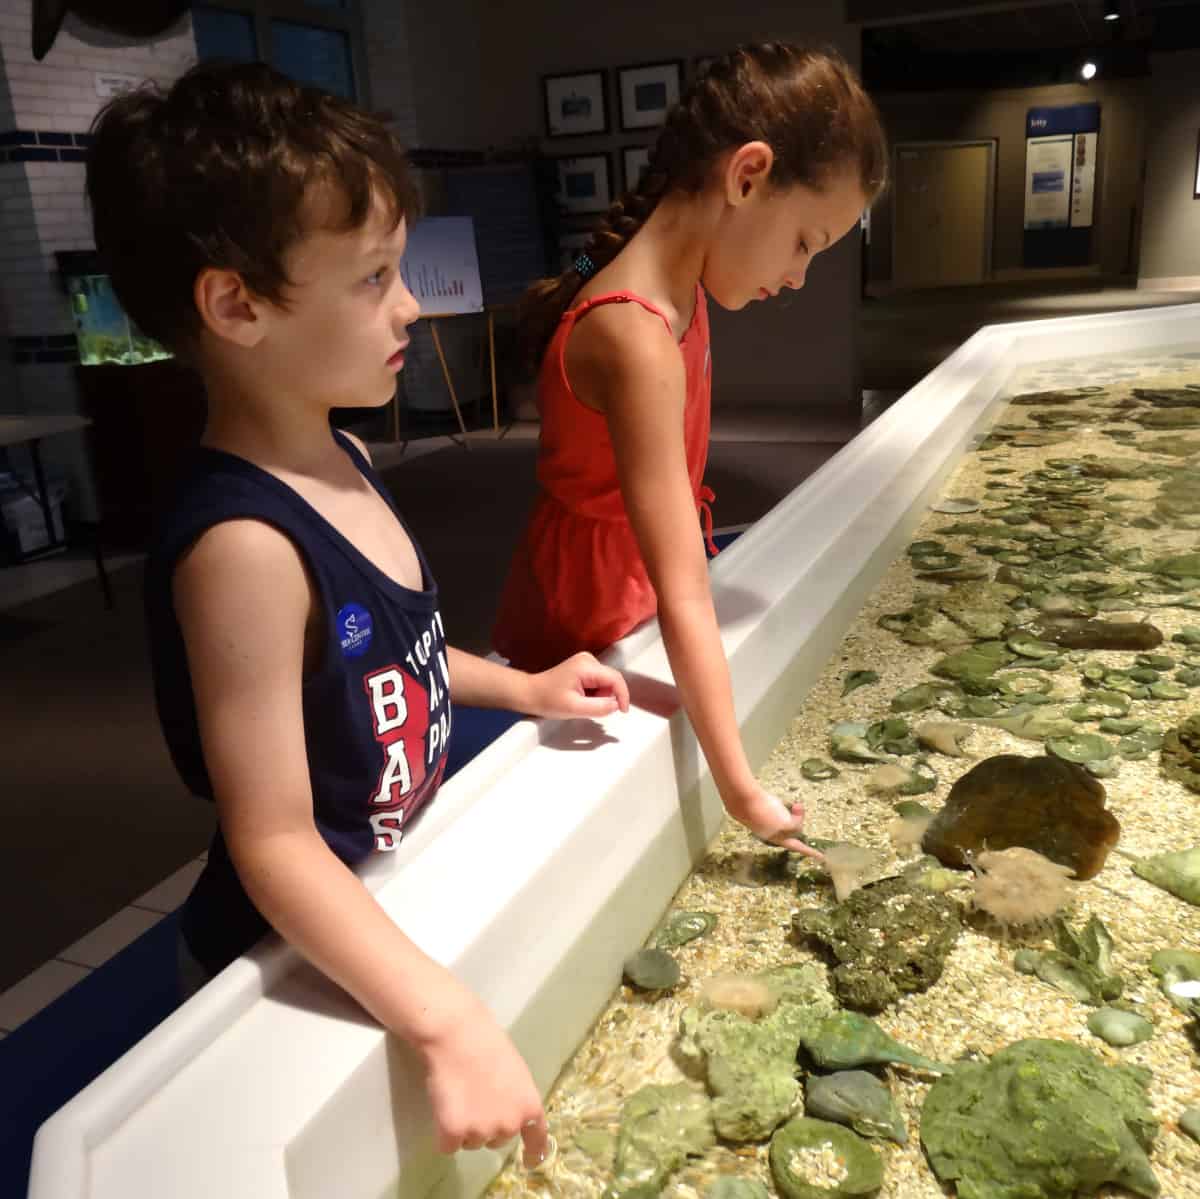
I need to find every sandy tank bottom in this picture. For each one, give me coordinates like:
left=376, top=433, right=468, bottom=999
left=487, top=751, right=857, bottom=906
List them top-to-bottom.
left=485, top=348, right=1200, bottom=1199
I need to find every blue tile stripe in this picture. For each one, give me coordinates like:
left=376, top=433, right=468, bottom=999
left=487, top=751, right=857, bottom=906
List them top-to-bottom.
left=0, top=129, right=93, bottom=166
left=7, top=332, right=80, bottom=366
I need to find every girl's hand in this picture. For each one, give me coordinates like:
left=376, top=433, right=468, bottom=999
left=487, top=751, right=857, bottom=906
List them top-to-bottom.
left=525, top=652, right=630, bottom=720
left=726, top=785, right=824, bottom=859
left=417, top=990, right=550, bottom=1167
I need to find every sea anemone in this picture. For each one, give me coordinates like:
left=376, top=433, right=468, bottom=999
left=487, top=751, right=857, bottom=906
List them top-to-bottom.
left=888, top=812, right=934, bottom=855
left=822, top=844, right=883, bottom=902
left=967, top=846, right=1075, bottom=928
left=699, top=974, right=778, bottom=1020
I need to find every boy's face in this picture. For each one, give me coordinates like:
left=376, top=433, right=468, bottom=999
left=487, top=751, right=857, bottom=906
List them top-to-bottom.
left=259, top=192, right=420, bottom=409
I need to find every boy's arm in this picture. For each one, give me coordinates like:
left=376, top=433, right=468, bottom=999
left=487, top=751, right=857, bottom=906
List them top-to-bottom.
left=569, top=304, right=820, bottom=857
left=342, top=429, right=629, bottom=721
left=173, top=519, right=548, bottom=1162
left=445, top=646, right=629, bottom=718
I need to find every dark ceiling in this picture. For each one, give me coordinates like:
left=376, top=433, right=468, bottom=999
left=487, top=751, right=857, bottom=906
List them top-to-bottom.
left=857, top=0, right=1200, bottom=90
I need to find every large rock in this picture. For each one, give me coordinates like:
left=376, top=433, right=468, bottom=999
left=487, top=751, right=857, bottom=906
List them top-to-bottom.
left=1161, top=715, right=1200, bottom=793
left=921, top=754, right=1120, bottom=880
left=791, top=873, right=961, bottom=1013
left=675, top=965, right=833, bottom=1144
left=921, top=1039, right=1159, bottom=1199
left=606, top=1083, right=716, bottom=1199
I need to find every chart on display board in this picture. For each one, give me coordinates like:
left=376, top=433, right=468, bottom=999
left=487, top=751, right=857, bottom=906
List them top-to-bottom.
left=399, top=216, right=484, bottom=315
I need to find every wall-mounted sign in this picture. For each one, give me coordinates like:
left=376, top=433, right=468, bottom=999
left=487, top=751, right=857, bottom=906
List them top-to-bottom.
left=94, top=71, right=143, bottom=99
left=1024, top=103, right=1101, bottom=231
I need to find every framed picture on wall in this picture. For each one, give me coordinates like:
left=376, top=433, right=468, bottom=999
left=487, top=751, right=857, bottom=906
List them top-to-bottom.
left=617, top=60, right=683, bottom=131
left=543, top=70, right=609, bottom=138
left=1195, top=130, right=1200, bottom=199
left=622, top=145, right=651, bottom=193
left=552, top=153, right=613, bottom=215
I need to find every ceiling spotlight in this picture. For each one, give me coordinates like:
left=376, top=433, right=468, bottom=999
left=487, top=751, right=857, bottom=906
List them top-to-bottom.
left=1104, top=0, right=1120, bottom=21
left=1080, top=60, right=1098, bottom=80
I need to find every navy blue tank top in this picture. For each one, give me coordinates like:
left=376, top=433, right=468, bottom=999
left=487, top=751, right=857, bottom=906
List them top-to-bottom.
left=145, top=430, right=451, bottom=975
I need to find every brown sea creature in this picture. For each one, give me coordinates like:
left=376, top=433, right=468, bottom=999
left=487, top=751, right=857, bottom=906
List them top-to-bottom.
left=1036, top=618, right=1164, bottom=651
left=916, top=720, right=973, bottom=757
left=921, top=754, right=1120, bottom=880
left=865, top=764, right=914, bottom=794
left=889, top=812, right=934, bottom=855
left=822, top=845, right=884, bottom=902
left=967, top=847, right=1075, bottom=928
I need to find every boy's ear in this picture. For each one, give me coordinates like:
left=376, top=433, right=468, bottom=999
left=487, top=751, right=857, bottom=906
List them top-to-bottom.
left=725, top=141, right=775, bottom=206
left=193, top=267, right=269, bottom=348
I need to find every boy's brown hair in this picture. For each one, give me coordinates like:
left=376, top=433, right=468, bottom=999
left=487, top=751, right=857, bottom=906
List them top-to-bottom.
left=86, top=61, right=418, bottom=361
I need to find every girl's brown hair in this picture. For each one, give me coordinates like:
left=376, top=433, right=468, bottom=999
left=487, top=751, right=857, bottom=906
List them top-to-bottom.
left=522, top=43, right=887, bottom=368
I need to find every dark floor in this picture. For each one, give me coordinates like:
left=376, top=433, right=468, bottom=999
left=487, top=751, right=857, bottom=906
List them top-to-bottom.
left=861, top=277, right=1200, bottom=388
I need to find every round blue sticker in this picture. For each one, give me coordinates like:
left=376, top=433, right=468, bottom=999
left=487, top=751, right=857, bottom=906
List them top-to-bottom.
left=337, top=602, right=373, bottom=658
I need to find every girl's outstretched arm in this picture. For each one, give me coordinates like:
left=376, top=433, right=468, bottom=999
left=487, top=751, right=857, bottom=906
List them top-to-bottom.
left=566, top=302, right=820, bottom=857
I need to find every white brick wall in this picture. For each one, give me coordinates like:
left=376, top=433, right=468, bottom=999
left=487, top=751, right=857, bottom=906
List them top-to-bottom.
left=0, top=0, right=198, bottom=517
left=0, top=0, right=421, bottom=516
left=0, top=3, right=197, bottom=132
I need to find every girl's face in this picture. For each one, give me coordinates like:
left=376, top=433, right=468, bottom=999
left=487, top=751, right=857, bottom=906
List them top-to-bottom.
left=703, top=157, right=867, bottom=311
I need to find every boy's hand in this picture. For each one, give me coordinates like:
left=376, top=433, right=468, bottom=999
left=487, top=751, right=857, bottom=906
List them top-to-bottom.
left=525, top=652, right=630, bottom=719
left=726, top=784, right=824, bottom=859
left=417, top=991, right=549, bottom=1167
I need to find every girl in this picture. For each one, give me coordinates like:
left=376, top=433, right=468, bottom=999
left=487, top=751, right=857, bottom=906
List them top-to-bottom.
left=493, top=43, right=887, bottom=855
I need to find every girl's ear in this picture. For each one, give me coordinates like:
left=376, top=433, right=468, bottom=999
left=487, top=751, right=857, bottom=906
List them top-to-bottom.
left=724, top=141, right=775, bottom=206
left=194, top=268, right=270, bottom=349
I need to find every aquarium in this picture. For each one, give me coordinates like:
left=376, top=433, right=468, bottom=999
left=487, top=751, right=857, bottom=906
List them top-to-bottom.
left=65, top=271, right=171, bottom=367
left=27, top=301, right=1200, bottom=1199
left=487, top=342, right=1200, bottom=1199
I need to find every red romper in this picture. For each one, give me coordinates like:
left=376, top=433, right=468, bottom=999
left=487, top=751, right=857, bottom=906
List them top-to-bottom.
left=492, top=285, right=715, bottom=671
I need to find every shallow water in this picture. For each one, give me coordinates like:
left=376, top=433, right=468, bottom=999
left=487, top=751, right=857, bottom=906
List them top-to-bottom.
left=486, top=346, right=1200, bottom=1199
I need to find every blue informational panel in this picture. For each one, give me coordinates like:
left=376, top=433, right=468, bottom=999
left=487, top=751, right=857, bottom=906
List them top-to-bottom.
left=1023, top=102, right=1101, bottom=267
left=1026, top=103, right=1101, bottom=138
left=399, top=216, right=484, bottom=316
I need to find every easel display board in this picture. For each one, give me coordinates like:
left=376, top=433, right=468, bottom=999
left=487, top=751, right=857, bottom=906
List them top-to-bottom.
left=400, top=217, right=483, bottom=315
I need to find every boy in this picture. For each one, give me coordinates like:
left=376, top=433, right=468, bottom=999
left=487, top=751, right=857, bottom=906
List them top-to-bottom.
left=86, top=61, right=629, bottom=1166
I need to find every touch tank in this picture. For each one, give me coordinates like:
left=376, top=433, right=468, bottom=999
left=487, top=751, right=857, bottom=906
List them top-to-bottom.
left=26, top=302, right=1200, bottom=1199
left=486, top=344, right=1200, bottom=1199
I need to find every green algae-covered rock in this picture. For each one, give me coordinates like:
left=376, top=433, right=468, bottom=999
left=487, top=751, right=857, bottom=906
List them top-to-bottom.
left=932, top=641, right=1016, bottom=693
left=841, top=670, right=879, bottom=698
left=1161, top=716, right=1200, bottom=793
left=1132, top=846, right=1200, bottom=906
left=791, top=874, right=961, bottom=1013
left=654, top=911, right=717, bottom=950
left=1017, top=915, right=1125, bottom=1006
left=1149, top=947, right=1200, bottom=1012
left=623, top=948, right=681, bottom=991
left=675, top=965, right=833, bottom=1143
left=1087, top=1008, right=1154, bottom=1048
left=920, top=1039, right=1159, bottom=1199
left=804, top=1071, right=908, bottom=1145
left=604, top=1083, right=716, bottom=1199
left=1181, top=1108, right=1200, bottom=1145
left=769, top=1117, right=883, bottom=1199
left=574, top=1127, right=616, bottom=1163
left=706, top=1180, right=771, bottom=1199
